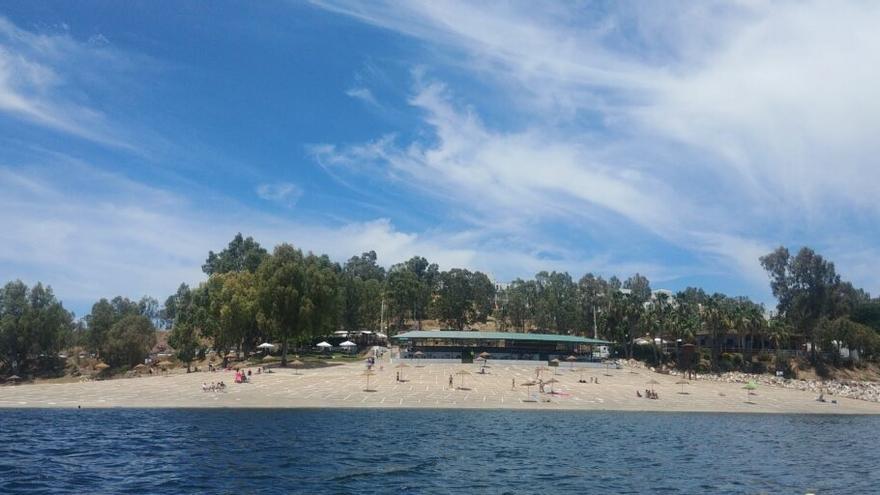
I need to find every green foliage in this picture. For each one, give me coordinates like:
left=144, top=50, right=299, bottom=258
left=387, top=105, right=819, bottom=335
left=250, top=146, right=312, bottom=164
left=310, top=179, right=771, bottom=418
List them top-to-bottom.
left=202, top=233, right=268, bottom=276
left=255, top=244, right=339, bottom=364
left=760, top=246, right=853, bottom=359
left=340, top=251, right=385, bottom=332
left=385, top=256, right=438, bottom=330
left=434, top=269, right=494, bottom=330
left=0, top=281, right=73, bottom=375
left=103, top=314, right=156, bottom=368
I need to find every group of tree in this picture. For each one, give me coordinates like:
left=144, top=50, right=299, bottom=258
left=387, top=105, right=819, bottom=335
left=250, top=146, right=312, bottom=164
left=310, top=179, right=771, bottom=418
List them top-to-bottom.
left=5, top=234, right=880, bottom=377
left=161, top=235, right=497, bottom=368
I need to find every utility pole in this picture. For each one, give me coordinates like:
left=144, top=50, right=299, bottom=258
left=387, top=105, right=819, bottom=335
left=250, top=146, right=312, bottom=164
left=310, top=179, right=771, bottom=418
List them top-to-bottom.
left=593, top=305, right=598, bottom=340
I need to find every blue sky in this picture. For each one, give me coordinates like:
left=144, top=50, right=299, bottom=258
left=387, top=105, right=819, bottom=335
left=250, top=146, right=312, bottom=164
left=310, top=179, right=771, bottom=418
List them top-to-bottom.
left=1, top=1, right=879, bottom=317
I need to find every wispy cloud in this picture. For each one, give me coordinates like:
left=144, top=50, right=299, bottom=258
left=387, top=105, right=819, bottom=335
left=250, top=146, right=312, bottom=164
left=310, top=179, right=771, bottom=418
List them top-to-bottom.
left=309, top=0, right=880, bottom=298
left=0, top=17, right=139, bottom=149
left=345, top=86, right=379, bottom=106
left=256, top=182, right=303, bottom=207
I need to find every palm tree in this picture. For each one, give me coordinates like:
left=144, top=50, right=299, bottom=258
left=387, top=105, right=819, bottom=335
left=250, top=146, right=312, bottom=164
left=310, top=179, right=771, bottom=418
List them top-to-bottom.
left=767, top=317, right=791, bottom=371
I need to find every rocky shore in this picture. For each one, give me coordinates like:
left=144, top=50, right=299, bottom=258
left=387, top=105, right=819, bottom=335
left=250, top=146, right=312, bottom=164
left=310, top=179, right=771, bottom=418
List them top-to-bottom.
left=629, top=360, right=880, bottom=403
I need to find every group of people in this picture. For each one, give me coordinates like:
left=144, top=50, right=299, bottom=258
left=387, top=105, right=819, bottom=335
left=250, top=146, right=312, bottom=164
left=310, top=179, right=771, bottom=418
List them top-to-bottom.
left=234, top=369, right=257, bottom=383
left=578, top=376, right=599, bottom=384
left=202, top=381, right=226, bottom=392
left=638, top=389, right=660, bottom=399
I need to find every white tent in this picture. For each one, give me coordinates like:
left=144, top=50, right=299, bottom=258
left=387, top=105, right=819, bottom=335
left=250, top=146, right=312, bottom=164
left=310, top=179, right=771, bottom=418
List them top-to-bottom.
left=374, top=332, right=387, bottom=340
left=340, top=340, right=357, bottom=349
left=316, top=341, right=332, bottom=348
left=257, top=342, right=276, bottom=349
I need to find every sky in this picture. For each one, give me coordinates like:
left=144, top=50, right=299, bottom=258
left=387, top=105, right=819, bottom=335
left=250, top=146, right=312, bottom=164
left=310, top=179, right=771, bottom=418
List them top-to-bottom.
left=1, top=1, right=879, bottom=317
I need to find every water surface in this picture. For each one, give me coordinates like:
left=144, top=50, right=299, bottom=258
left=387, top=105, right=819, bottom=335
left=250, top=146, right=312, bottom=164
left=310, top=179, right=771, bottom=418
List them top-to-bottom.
left=0, top=409, right=876, bottom=494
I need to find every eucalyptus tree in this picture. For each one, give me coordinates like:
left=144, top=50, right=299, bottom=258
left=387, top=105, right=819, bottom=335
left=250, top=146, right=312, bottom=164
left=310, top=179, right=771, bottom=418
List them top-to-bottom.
left=202, top=233, right=268, bottom=275
left=256, top=244, right=339, bottom=365
left=760, top=246, right=842, bottom=361
left=340, top=251, right=386, bottom=332
left=385, top=256, right=438, bottom=331
left=434, top=269, right=495, bottom=330
left=533, top=271, right=578, bottom=333
left=577, top=274, right=608, bottom=339
left=498, top=279, right=537, bottom=331
left=0, top=281, right=73, bottom=375
left=166, top=284, right=199, bottom=371
left=103, top=314, right=156, bottom=368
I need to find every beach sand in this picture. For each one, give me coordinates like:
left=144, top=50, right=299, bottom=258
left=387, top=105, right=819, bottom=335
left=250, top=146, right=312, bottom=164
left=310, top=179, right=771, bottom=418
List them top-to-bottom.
left=2, top=360, right=879, bottom=414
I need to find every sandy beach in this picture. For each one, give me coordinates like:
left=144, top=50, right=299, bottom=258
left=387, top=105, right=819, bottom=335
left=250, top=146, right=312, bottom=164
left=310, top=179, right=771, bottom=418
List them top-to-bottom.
left=2, top=359, right=879, bottom=414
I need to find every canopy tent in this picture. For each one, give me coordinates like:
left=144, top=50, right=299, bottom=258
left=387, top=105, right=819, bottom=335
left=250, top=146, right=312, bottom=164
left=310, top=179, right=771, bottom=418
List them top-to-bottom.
left=340, top=340, right=357, bottom=347
left=316, top=341, right=332, bottom=349
left=257, top=342, right=276, bottom=350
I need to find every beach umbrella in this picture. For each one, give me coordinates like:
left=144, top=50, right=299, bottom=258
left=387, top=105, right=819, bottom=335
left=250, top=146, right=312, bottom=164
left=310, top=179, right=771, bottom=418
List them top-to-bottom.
left=413, top=351, right=425, bottom=358
left=262, top=355, right=279, bottom=363
left=566, top=355, right=577, bottom=369
left=549, top=358, right=561, bottom=374
left=290, top=359, right=304, bottom=374
left=94, top=362, right=110, bottom=371
left=394, top=362, right=409, bottom=380
left=534, top=366, right=549, bottom=379
left=362, top=369, right=376, bottom=391
left=455, top=369, right=471, bottom=389
left=6, top=375, right=21, bottom=384
left=544, top=377, right=560, bottom=393
left=645, top=379, right=660, bottom=393
left=676, top=379, right=690, bottom=394
left=520, top=380, right=538, bottom=398
left=743, top=381, right=758, bottom=401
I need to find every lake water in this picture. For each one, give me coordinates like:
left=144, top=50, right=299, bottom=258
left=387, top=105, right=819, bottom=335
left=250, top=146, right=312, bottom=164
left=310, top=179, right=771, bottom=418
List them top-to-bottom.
left=0, top=409, right=877, bottom=494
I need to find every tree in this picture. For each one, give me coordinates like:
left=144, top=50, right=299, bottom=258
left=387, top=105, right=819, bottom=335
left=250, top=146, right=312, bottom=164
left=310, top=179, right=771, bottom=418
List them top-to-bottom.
left=202, top=233, right=269, bottom=275
left=256, top=244, right=339, bottom=365
left=761, top=247, right=842, bottom=361
left=340, top=251, right=386, bottom=333
left=385, top=257, right=438, bottom=331
left=434, top=269, right=495, bottom=330
left=533, top=271, right=578, bottom=333
left=578, top=274, right=608, bottom=339
left=497, top=279, right=537, bottom=331
left=0, top=281, right=73, bottom=375
left=165, top=284, right=199, bottom=371
left=85, top=296, right=146, bottom=358
left=103, top=314, right=156, bottom=368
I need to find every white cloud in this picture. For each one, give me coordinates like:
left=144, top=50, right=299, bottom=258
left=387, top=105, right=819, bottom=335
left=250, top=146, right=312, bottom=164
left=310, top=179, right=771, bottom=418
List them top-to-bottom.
left=311, top=0, right=880, bottom=299
left=0, top=17, right=137, bottom=149
left=345, top=86, right=379, bottom=106
left=5, top=161, right=627, bottom=314
left=255, top=182, right=302, bottom=206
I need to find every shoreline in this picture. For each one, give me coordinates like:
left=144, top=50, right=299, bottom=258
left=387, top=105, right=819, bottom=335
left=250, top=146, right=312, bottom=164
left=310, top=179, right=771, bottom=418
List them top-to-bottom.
left=2, top=361, right=879, bottom=415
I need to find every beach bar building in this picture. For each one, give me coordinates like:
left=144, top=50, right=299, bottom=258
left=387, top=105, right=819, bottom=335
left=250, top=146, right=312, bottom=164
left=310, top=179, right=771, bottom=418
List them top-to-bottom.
left=393, top=331, right=610, bottom=363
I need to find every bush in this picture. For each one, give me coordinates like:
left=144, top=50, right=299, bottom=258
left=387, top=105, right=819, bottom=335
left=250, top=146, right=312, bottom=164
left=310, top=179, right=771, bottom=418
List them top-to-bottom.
left=697, top=359, right=711, bottom=373
left=749, top=361, right=767, bottom=374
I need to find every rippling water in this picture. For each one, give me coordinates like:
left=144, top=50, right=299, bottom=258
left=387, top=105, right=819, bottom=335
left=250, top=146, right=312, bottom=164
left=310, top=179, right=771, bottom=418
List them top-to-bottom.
left=0, top=409, right=877, bottom=494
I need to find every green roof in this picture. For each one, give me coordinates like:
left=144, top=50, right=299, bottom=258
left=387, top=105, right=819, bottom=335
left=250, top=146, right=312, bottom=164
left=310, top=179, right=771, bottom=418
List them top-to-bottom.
left=392, top=330, right=609, bottom=345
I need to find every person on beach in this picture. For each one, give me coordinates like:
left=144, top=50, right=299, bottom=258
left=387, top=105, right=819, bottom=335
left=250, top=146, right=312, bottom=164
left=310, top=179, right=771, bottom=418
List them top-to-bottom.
left=448, top=374, right=453, bottom=388
left=512, top=378, right=516, bottom=390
